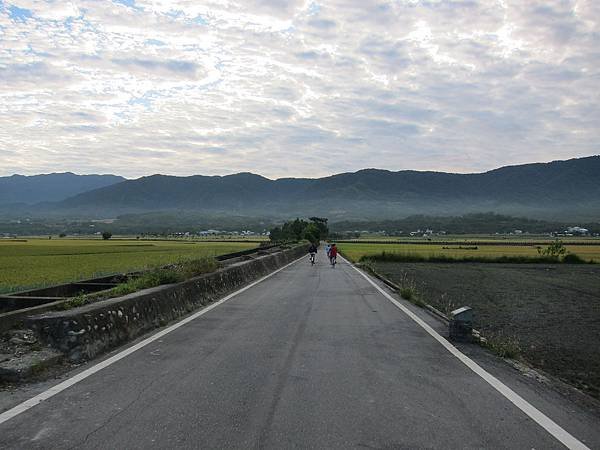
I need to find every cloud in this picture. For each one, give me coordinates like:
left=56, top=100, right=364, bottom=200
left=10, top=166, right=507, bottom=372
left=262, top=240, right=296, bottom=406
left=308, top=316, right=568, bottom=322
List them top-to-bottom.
left=0, top=0, right=598, bottom=178
left=111, top=58, right=201, bottom=77
left=0, top=61, right=72, bottom=87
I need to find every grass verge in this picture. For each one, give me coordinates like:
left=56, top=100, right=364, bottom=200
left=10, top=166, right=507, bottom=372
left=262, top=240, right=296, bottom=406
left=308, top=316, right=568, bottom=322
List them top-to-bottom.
left=360, top=252, right=593, bottom=264
left=58, top=257, right=218, bottom=310
left=483, top=333, right=522, bottom=359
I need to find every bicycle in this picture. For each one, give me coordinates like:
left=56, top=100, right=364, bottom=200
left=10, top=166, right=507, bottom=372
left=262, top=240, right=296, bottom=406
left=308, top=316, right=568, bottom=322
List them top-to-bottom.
left=309, top=252, right=316, bottom=265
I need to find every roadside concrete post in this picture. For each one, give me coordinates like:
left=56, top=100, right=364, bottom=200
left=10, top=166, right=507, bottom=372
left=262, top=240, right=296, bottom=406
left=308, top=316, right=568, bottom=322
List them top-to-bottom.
left=449, top=306, right=473, bottom=341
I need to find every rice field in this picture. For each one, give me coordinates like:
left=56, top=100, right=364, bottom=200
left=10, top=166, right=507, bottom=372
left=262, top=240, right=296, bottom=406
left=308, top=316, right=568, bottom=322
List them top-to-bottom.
left=0, top=238, right=258, bottom=294
left=337, top=242, right=600, bottom=263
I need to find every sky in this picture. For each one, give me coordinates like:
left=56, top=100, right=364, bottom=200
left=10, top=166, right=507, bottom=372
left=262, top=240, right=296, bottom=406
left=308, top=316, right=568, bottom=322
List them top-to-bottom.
left=0, top=0, right=599, bottom=179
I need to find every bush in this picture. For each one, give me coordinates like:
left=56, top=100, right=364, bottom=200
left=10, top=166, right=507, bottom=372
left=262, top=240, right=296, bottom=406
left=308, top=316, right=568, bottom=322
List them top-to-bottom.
left=102, top=231, right=112, bottom=240
left=537, top=240, right=566, bottom=259
left=562, top=253, right=586, bottom=264
left=400, top=287, right=415, bottom=300
left=484, top=334, right=521, bottom=359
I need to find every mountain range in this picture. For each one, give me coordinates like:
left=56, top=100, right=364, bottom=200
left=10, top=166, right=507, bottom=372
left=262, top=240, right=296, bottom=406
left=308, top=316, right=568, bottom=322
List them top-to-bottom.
left=1, top=156, right=599, bottom=221
left=0, top=173, right=125, bottom=205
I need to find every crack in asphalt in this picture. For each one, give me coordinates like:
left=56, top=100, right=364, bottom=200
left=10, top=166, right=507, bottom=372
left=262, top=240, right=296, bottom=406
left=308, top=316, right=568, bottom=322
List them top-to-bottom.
left=254, top=265, right=321, bottom=448
left=67, top=374, right=161, bottom=449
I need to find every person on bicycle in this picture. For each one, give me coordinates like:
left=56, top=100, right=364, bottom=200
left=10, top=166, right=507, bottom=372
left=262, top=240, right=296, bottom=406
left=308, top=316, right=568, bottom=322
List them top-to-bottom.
left=308, top=242, right=318, bottom=264
left=325, top=243, right=331, bottom=259
left=329, top=243, right=338, bottom=266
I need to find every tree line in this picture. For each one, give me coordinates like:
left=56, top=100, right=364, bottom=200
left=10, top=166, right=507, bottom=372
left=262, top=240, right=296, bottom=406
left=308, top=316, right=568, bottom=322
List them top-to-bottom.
left=269, top=217, right=329, bottom=243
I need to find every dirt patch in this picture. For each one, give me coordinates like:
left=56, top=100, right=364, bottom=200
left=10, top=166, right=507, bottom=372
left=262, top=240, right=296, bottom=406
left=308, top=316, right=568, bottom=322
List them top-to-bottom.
left=373, top=262, right=600, bottom=398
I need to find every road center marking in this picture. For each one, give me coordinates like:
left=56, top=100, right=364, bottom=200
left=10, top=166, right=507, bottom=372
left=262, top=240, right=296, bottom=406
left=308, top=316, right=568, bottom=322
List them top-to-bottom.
left=0, top=255, right=304, bottom=426
left=344, top=256, right=589, bottom=450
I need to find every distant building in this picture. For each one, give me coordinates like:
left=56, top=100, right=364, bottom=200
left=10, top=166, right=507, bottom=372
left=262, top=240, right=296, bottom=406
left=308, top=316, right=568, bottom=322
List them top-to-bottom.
left=566, top=226, right=589, bottom=235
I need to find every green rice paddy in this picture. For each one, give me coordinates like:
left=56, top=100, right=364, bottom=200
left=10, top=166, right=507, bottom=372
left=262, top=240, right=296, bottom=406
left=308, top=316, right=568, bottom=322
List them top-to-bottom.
left=0, top=238, right=257, bottom=294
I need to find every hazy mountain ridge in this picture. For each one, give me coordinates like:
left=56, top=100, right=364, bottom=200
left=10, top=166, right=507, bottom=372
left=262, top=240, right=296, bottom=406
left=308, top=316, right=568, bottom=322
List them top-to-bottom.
left=3, top=156, right=600, bottom=221
left=0, top=172, right=126, bottom=205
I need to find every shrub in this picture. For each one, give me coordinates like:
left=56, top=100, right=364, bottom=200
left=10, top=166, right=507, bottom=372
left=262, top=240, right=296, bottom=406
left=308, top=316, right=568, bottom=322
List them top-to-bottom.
left=537, top=240, right=566, bottom=259
left=562, top=253, right=586, bottom=264
left=400, top=287, right=415, bottom=300
left=58, top=293, right=91, bottom=310
left=484, top=334, right=521, bottom=359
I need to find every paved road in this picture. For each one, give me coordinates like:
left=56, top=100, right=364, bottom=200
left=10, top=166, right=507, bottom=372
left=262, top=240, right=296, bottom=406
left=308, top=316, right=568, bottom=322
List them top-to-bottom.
left=0, top=255, right=597, bottom=448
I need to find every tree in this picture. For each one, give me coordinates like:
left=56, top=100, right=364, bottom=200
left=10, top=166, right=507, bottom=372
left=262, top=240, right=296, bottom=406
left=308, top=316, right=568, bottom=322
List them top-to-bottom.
left=269, top=217, right=328, bottom=243
left=309, top=217, right=329, bottom=239
left=303, top=223, right=321, bottom=243
left=102, top=231, right=113, bottom=240
left=537, top=240, right=566, bottom=259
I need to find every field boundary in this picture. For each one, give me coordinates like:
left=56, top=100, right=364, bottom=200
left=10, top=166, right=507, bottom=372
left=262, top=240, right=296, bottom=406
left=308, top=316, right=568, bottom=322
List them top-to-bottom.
left=336, top=239, right=600, bottom=246
left=0, top=244, right=279, bottom=332
left=24, top=244, right=308, bottom=362
left=0, top=252, right=305, bottom=426
left=346, top=256, right=591, bottom=450
left=357, top=262, right=450, bottom=323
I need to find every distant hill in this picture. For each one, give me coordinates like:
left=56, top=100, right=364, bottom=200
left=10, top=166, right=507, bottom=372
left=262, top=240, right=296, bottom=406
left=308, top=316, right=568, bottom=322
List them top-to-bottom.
left=4, top=156, right=600, bottom=221
left=0, top=173, right=126, bottom=205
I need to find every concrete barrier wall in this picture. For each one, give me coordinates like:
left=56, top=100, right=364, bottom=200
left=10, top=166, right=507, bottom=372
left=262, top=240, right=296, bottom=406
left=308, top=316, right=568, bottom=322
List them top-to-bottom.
left=26, top=245, right=307, bottom=362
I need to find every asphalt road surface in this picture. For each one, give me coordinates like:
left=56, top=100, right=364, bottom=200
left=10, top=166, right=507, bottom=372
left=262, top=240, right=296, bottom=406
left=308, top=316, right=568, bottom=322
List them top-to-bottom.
left=0, top=254, right=598, bottom=449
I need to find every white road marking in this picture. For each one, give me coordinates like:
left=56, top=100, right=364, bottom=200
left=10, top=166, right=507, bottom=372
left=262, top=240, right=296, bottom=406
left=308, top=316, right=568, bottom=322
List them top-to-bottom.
left=0, top=255, right=304, bottom=426
left=344, top=256, right=590, bottom=450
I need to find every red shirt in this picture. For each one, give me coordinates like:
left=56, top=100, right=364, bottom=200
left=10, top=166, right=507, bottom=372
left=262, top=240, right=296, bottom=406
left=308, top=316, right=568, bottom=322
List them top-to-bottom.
left=330, top=247, right=338, bottom=257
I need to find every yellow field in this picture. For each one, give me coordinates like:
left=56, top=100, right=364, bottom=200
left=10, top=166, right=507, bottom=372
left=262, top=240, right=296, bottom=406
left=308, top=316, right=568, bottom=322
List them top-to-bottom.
left=0, top=239, right=257, bottom=294
left=338, top=242, right=600, bottom=263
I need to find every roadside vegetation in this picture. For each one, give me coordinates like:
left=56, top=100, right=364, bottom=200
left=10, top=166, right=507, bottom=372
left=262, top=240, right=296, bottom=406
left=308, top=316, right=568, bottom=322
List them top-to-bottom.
left=269, top=217, right=329, bottom=243
left=0, top=239, right=257, bottom=294
left=339, top=240, right=599, bottom=264
left=58, top=257, right=219, bottom=310
left=368, top=260, right=600, bottom=399
left=483, top=334, right=522, bottom=359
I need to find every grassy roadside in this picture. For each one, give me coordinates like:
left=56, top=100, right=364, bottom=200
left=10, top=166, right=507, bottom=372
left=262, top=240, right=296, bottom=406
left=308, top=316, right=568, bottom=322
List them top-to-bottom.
left=0, top=239, right=257, bottom=294
left=337, top=241, right=600, bottom=263
left=359, top=251, right=592, bottom=264
left=58, top=257, right=219, bottom=310
left=366, top=260, right=600, bottom=399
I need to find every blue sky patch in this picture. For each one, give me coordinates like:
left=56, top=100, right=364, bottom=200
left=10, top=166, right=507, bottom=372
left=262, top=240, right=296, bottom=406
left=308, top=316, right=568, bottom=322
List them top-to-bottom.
left=114, top=0, right=135, bottom=7
left=9, top=5, right=33, bottom=22
left=166, top=9, right=184, bottom=19
left=194, top=15, right=208, bottom=25
left=145, top=39, right=166, bottom=46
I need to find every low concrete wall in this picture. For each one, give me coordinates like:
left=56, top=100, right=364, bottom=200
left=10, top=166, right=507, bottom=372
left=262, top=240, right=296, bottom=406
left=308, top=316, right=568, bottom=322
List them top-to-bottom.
left=26, top=245, right=307, bottom=362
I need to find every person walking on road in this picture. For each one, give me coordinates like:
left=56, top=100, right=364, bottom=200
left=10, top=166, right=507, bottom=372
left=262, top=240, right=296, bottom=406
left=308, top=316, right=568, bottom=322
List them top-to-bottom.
left=308, top=242, right=318, bottom=265
left=329, top=243, right=338, bottom=267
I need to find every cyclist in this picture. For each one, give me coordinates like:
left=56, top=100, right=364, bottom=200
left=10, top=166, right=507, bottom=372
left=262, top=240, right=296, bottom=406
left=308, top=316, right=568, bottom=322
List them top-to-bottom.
left=308, top=242, right=318, bottom=265
left=325, top=243, right=331, bottom=259
left=329, top=243, right=338, bottom=266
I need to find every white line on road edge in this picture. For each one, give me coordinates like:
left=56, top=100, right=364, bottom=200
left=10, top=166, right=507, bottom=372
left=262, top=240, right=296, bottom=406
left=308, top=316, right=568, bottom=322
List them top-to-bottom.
left=0, top=255, right=304, bottom=426
left=345, top=257, right=590, bottom=450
